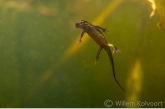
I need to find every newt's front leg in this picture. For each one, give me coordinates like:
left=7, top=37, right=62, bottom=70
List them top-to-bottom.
left=94, top=26, right=109, bottom=33
left=77, top=31, right=85, bottom=45
left=94, top=47, right=103, bottom=65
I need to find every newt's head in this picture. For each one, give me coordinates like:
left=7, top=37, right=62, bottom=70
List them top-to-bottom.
left=75, top=20, right=92, bottom=29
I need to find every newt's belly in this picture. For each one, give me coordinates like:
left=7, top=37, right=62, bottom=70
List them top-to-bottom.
left=87, top=30, right=108, bottom=47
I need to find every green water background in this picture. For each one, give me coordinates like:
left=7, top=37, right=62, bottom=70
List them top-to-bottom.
left=0, top=0, right=165, bottom=107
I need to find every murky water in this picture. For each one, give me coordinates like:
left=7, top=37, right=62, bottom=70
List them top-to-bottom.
left=0, top=0, right=165, bottom=107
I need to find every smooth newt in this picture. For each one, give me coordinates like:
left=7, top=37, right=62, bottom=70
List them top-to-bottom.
left=75, top=20, right=124, bottom=92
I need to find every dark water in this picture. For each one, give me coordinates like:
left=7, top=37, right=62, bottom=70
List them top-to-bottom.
left=0, top=0, right=165, bottom=108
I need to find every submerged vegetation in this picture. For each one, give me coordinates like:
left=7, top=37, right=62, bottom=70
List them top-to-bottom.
left=0, top=0, right=165, bottom=107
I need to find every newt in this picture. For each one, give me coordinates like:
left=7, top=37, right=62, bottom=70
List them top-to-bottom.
left=75, top=20, right=125, bottom=92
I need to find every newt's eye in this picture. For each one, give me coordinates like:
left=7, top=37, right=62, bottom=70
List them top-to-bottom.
left=80, top=20, right=89, bottom=25
left=84, top=22, right=87, bottom=25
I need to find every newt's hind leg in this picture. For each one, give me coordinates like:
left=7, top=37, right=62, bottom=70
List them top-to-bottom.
left=108, top=43, right=121, bottom=54
left=94, top=47, right=103, bottom=65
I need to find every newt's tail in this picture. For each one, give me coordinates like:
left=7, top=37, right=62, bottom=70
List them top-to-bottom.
left=104, top=46, right=125, bottom=92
